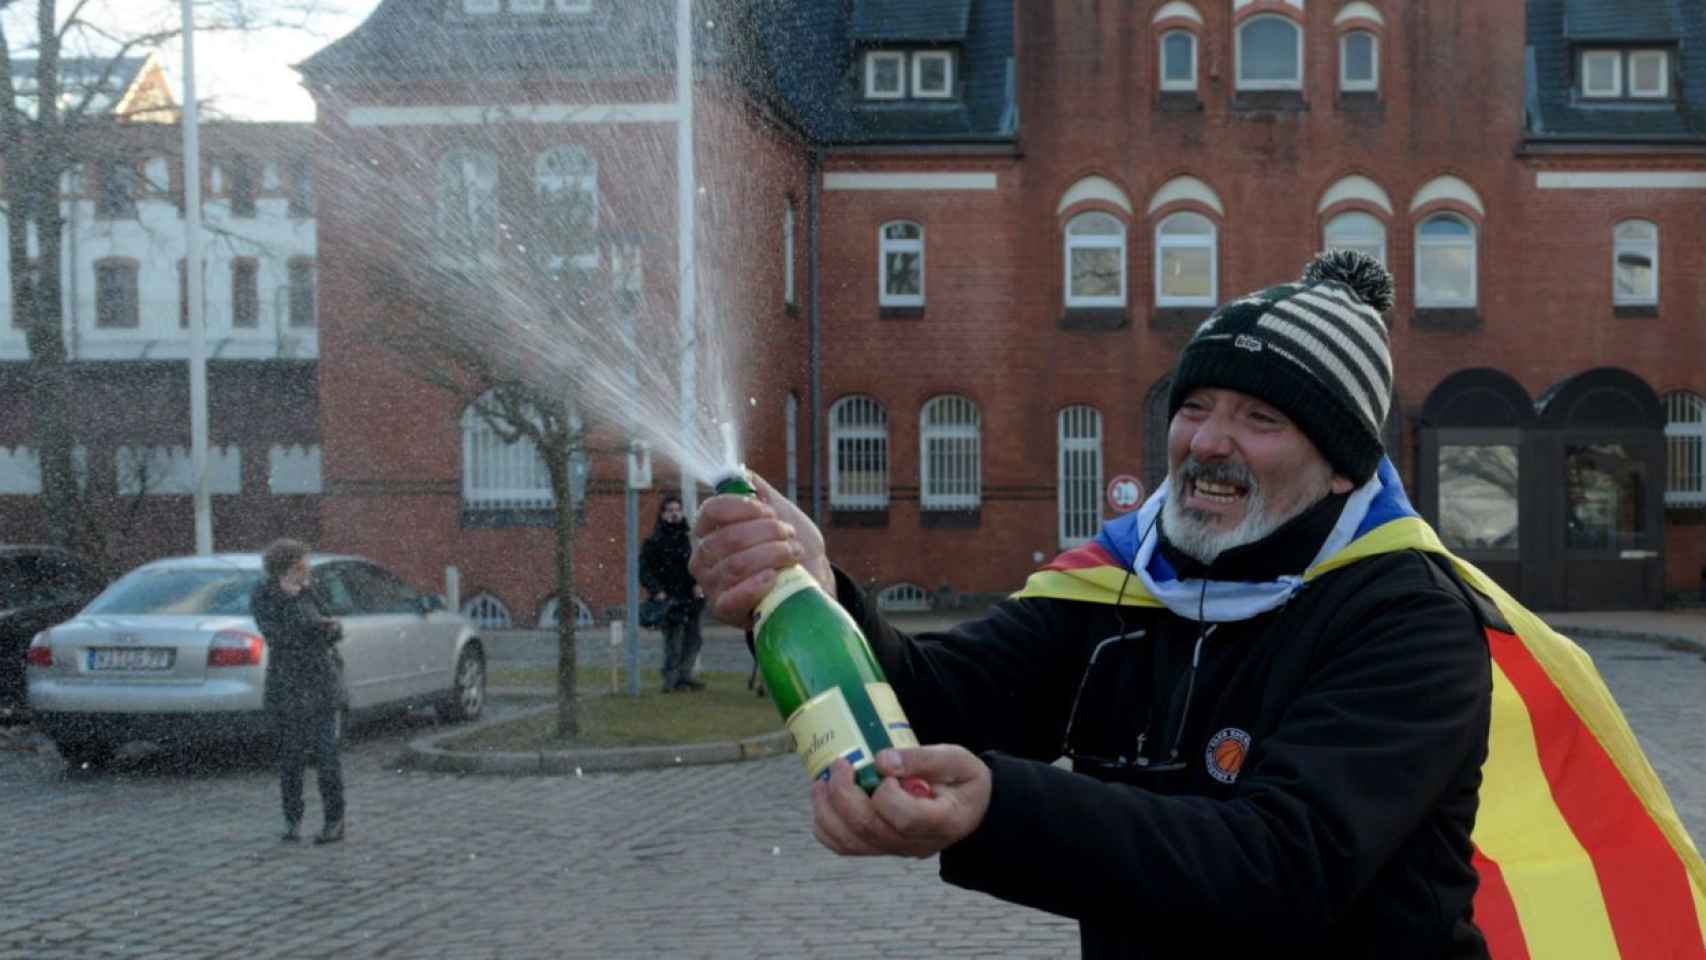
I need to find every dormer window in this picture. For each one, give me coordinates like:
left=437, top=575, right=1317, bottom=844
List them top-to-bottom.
left=1580, top=48, right=1672, bottom=100
left=863, top=49, right=956, bottom=101
left=865, top=51, right=905, bottom=98
left=912, top=51, right=955, bottom=98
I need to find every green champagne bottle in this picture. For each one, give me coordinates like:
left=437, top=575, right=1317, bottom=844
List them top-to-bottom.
left=715, top=472, right=926, bottom=795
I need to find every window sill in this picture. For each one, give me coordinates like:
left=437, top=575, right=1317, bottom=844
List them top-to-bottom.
left=1231, top=90, right=1308, bottom=113
left=1337, top=91, right=1383, bottom=114
left=1155, top=92, right=1203, bottom=113
left=1614, top=304, right=1658, bottom=318
left=879, top=306, right=925, bottom=320
left=1151, top=306, right=1213, bottom=332
left=1411, top=307, right=1481, bottom=331
left=1059, top=308, right=1128, bottom=331
left=830, top=508, right=889, bottom=528
left=921, top=508, right=980, bottom=529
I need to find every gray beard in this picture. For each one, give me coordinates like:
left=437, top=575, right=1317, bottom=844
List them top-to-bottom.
left=1161, top=459, right=1325, bottom=565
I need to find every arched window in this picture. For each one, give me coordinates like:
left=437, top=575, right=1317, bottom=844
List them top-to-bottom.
left=1237, top=15, right=1302, bottom=90
left=1160, top=30, right=1197, bottom=91
left=1340, top=30, right=1378, bottom=92
left=535, top=146, right=598, bottom=270
left=437, top=149, right=499, bottom=260
left=1324, top=210, right=1387, bottom=265
left=1064, top=211, right=1126, bottom=308
left=1155, top=211, right=1216, bottom=307
left=1415, top=213, right=1476, bottom=307
left=1613, top=219, right=1658, bottom=306
left=879, top=221, right=924, bottom=307
left=1663, top=391, right=1706, bottom=506
left=461, top=395, right=554, bottom=510
left=829, top=395, right=888, bottom=509
left=920, top=395, right=981, bottom=510
left=1058, top=405, right=1103, bottom=546
left=876, top=582, right=931, bottom=612
left=461, top=592, right=512, bottom=629
left=537, top=596, right=595, bottom=628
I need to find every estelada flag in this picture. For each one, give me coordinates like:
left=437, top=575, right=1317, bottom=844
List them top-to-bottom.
left=1018, top=481, right=1706, bottom=957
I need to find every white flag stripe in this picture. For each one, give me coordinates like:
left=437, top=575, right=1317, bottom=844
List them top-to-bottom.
left=1259, top=310, right=1383, bottom=427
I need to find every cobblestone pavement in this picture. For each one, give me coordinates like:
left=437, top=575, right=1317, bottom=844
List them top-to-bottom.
left=2, top=631, right=1702, bottom=960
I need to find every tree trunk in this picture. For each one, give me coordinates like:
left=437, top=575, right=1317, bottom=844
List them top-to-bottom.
left=549, top=445, right=579, bottom=739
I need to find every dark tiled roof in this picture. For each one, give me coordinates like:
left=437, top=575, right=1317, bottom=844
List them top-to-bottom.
left=298, top=0, right=743, bottom=82
left=753, top=0, right=1014, bottom=144
left=850, top=0, right=973, bottom=42
left=1526, top=0, right=1706, bottom=141
left=1563, top=0, right=1679, bottom=41
left=10, top=55, right=152, bottom=118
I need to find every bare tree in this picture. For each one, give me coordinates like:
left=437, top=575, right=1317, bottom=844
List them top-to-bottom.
left=0, top=0, right=325, bottom=555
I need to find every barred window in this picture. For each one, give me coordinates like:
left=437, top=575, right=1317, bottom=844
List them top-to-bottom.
left=535, top=145, right=598, bottom=270
left=1664, top=391, right=1706, bottom=507
left=829, top=395, right=888, bottom=509
left=920, top=395, right=981, bottom=510
left=461, top=399, right=553, bottom=510
left=1058, top=405, right=1103, bottom=546
left=876, top=582, right=931, bottom=612
left=461, top=593, right=512, bottom=629
left=536, top=596, right=594, bottom=628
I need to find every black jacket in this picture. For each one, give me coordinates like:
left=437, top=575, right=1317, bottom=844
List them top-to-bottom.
left=640, top=520, right=701, bottom=622
left=845, top=546, right=1493, bottom=958
left=252, top=580, right=342, bottom=717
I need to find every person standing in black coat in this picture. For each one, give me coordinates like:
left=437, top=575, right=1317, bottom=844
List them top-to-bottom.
left=639, top=495, right=705, bottom=693
left=251, top=539, right=345, bottom=844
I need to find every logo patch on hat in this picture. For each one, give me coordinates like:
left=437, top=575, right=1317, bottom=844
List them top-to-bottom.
left=1233, top=333, right=1264, bottom=353
left=1205, top=727, right=1251, bottom=784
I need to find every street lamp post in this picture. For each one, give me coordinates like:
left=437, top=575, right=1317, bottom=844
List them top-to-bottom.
left=180, top=0, right=211, bottom=554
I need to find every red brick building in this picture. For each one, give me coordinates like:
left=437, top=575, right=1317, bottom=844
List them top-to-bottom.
left=301, top=0, right=1705, bottom=618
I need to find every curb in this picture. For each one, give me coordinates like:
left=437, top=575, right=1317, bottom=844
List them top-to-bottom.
left=1556, top=624, right=1706, bottom=657
left=400, top=703, right=794, bottom=776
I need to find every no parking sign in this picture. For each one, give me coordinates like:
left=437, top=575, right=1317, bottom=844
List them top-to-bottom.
left=1106, top=474, right=1145, bottom=513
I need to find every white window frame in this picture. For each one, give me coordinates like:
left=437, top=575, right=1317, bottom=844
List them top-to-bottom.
left=462, top=0, right=499, bottom=13
left=509, top=0, right=546, bottom=12
left=554, top=0, right=592, bottom=11
left=1236, top=14, right=1304, bottom=91
left=1159, top=30, right=1198, bottom=92
left=1339, top=30, right=1378, bottom=92
left=1580, top=49, right=1622, bottom=98
left=911, top=50, right=955, bottom=99
left=1628, top=50, right=1669, bottom=98
left=865, top=51, right=906, bottom=99
left=535, top=145, right=598, bottom=270
left=437, top=148, right=499, bottom=262
left=783, top=200, right=796, bottom=306
left=1323, top=210, right=1387, bottom=266
left=1064, top=211, right=1127, bottom=309
left=1154, top=211, right=1218, bottom=308
left=1414, top=213, right=1477, bottom=308
left=1612, top=219, right=1658, bottom=306
left=878, top=220, right=925, bottom=307
left=1664, top=391, right=1706, bottom=507
left=829, top=395, right=888, bottom=510
left=920, top=395, right=982, bottom=511
left=461, top=399, right=554, bottom=510
left=1058, top=405, right=1103, bottom=547
left=877, top=583, right=931, bottom=612
left=461, top=593, right=512, bottom=629
left=537, top=596, right=594, bottom=628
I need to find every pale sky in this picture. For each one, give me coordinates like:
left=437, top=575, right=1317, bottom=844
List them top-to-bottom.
left=5, top=0, right=383, bottom=122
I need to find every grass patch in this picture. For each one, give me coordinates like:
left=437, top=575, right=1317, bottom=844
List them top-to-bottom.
left=444, top=669, right=782, bottom=751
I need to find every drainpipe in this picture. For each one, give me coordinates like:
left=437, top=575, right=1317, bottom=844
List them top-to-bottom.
left=807, top=147, right=822, bottom=522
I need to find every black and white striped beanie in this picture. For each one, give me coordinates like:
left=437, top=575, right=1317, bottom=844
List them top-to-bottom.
left=1167, top=250, right=1395, bottom=483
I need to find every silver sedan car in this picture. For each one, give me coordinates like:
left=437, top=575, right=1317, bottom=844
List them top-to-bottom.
left=25, top=553, right=486, bottom=767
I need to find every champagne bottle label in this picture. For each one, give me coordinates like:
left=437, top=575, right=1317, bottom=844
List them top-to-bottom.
left=754, top=565, right=819, bottom=633
left=865, top=681, right=919, bottom=749
left=787, top=685, right=876, bottom=781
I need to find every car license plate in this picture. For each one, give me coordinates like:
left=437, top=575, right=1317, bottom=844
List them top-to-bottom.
left=86, top=647, right=175, bottom=671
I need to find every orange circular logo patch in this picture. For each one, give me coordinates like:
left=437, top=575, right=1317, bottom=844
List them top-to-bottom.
left=1205, top=727, right=1251, bottom=784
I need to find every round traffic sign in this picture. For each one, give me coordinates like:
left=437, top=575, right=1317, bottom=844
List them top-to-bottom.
left=1106, top=474, right=1145, bottom=513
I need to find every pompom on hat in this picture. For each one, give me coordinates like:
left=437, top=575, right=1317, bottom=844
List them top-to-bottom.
left=1166, top=250, right=1395, bottom=483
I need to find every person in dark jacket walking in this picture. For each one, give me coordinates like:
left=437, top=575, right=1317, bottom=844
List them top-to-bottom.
left=690, top=253, right=1499, bottom=957
left=640, top=495, right=706, bottom=692
left=252, top=539, right=346, bottom=844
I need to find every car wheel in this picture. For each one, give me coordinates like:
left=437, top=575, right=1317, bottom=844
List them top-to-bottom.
left=437, top=646, right=485, bottom=723
left=56, top=738, right=115, bottom=769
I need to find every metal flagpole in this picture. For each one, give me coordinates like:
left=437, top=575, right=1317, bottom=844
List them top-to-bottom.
left=181, top=0, right=211, bottom=555
left=675, top=0, right=698, bottom=518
